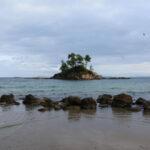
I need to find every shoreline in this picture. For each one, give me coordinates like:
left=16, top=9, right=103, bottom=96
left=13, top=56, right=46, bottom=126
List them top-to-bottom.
left=0, top=93, right=150, bottom=113
left=0, top=97, right=150, bottom=150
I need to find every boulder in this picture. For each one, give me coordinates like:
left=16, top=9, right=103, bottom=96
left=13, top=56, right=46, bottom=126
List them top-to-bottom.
left=112, top=93, right=133, bottom=108
left=0, top=94, right=20, bottom=105
left=23, top=94, right=41, bottom=105
left=97, top=94, right=113, bottom=105
left=61, top=96, right=81, bottom=106
left=81, top=97, right=96, bottom=109
left=135, top=97, right=147, bottom=105
left=40, top=98, right=54, bottom=108
left=53, top=101, right=65, bottom=110
left=143, top=101, right=150, bottom=111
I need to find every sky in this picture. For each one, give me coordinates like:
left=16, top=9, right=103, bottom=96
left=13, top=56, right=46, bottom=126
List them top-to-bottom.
left=0, top=0, right=150, bottom=77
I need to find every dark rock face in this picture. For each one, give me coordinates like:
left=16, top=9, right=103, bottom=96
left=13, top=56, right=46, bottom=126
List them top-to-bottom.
left=51, top=69, right=102, bottom=80
left=112, top=93, right=133, bottom=108
left=0, top=94, right=19, bottom=105
left=23, top=94, right=41, bottom=105
left=97, top=94, right=113, bottom=105
left=61, top=96, right=81, bottom=106
left=81, top=97, right=96, bottom=109
left=135, top=97, right=147, bottom=105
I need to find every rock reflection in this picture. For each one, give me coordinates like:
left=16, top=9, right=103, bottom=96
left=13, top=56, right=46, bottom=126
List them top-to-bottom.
left=0, top=105, right=12, bottom=112
left=24, top=105, right=40, bottom=111
left=67, top=107, right=96, bottom=121
left=111, top=107, right=132, bottom=120
left=143, top=110, right=150, bottom=118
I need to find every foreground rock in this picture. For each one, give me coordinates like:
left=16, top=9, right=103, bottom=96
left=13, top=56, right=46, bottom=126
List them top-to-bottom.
left=112, top=93, right=133, bottom=108
left=0, top=94, right=20, bottom=105
left=23, top=94, right=42, bottom=105
left=97, top=94, right=113, bottom=105
left=61, top=96, right=81, bottom=106
left=81, top=97, right=96, bottom=109
left=135, top=97, right=147, bottom=105
left=40, top=98, right=54, bottom=108
left=143, top=101, right=150, bottom=111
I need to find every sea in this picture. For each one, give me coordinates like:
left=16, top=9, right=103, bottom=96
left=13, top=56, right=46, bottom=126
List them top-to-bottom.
left=0, top=77, right=150, bottom=150
left=0, top=77, right=150, bottom=100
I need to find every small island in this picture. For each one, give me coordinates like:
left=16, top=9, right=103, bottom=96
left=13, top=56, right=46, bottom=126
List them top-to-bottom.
left=51, top=53, right=102, bottom=80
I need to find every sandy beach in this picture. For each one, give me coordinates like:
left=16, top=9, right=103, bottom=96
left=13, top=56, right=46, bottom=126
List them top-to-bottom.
left=0, top=104, right=150, bottom=150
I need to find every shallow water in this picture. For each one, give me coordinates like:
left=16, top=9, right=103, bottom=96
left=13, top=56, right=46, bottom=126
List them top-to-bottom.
left=0, top=77, right=150, bottom=100
left=0, top=78, right=150, bottom=150
left=0, top=104, right=150, bottom=150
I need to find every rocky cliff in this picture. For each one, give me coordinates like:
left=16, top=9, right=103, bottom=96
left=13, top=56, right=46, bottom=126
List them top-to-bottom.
left=51, top=68, right=102, bottom=80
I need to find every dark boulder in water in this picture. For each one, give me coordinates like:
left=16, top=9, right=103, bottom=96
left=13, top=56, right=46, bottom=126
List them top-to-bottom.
left=112, top=93, right=133, bottom=108
left=0, top=94, right=20, bottom=105
left=23, top=94, right=41, bottom=105
left=97, top=94, right=113, bottom=105
left=61, top=96, right=81, bottom=106
left=81, top=97, right=96, bottom=109
left=135, top=97, right=147, bottom=105
left=40, top=98, right=54, bottom=108
left=143, top=101, right=150, bottom=111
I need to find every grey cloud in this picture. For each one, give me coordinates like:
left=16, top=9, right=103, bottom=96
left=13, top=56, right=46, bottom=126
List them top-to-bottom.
left=0, top=0, right=150, bottom=76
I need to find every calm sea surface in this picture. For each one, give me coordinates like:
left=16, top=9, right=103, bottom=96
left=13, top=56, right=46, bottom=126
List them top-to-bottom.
left=0, top=77, right=150, bottom=100
left=0, top=78, right=150, bottom=150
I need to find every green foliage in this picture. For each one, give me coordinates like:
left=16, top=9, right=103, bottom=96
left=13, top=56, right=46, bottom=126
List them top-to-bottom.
left=60, top=53, right=92, bottom=73
left=85, top=55, right=91, bottom=66
left=60, top=60, right=69, bottom=73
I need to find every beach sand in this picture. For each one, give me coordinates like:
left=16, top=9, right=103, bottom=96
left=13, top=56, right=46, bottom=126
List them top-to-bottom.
left=0, top=105, right=150, bottom=150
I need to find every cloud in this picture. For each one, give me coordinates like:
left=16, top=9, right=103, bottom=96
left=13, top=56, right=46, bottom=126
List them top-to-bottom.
left=0, top=0, right=150, bottom=77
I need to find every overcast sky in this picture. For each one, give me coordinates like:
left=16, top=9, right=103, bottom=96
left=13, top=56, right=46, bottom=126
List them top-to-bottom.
left=0, top=0, right=150, bottom=77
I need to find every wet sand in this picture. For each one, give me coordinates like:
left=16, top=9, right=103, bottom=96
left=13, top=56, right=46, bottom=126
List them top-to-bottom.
left=0, top=104, right=150, bottom=150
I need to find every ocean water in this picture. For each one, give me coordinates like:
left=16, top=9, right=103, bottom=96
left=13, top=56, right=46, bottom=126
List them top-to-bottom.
left=0, top=77, right=150, bottom=100
left=0, top=77, right=150, bottom=150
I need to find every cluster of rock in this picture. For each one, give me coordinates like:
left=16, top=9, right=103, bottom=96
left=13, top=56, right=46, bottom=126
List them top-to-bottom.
left=0, top=93, right=150, bottom=112
left=97, top=93, right=150, bottom=112
left=0, top=94, right=20, bottom=105
left=23, top=95, right=97, bottom=112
